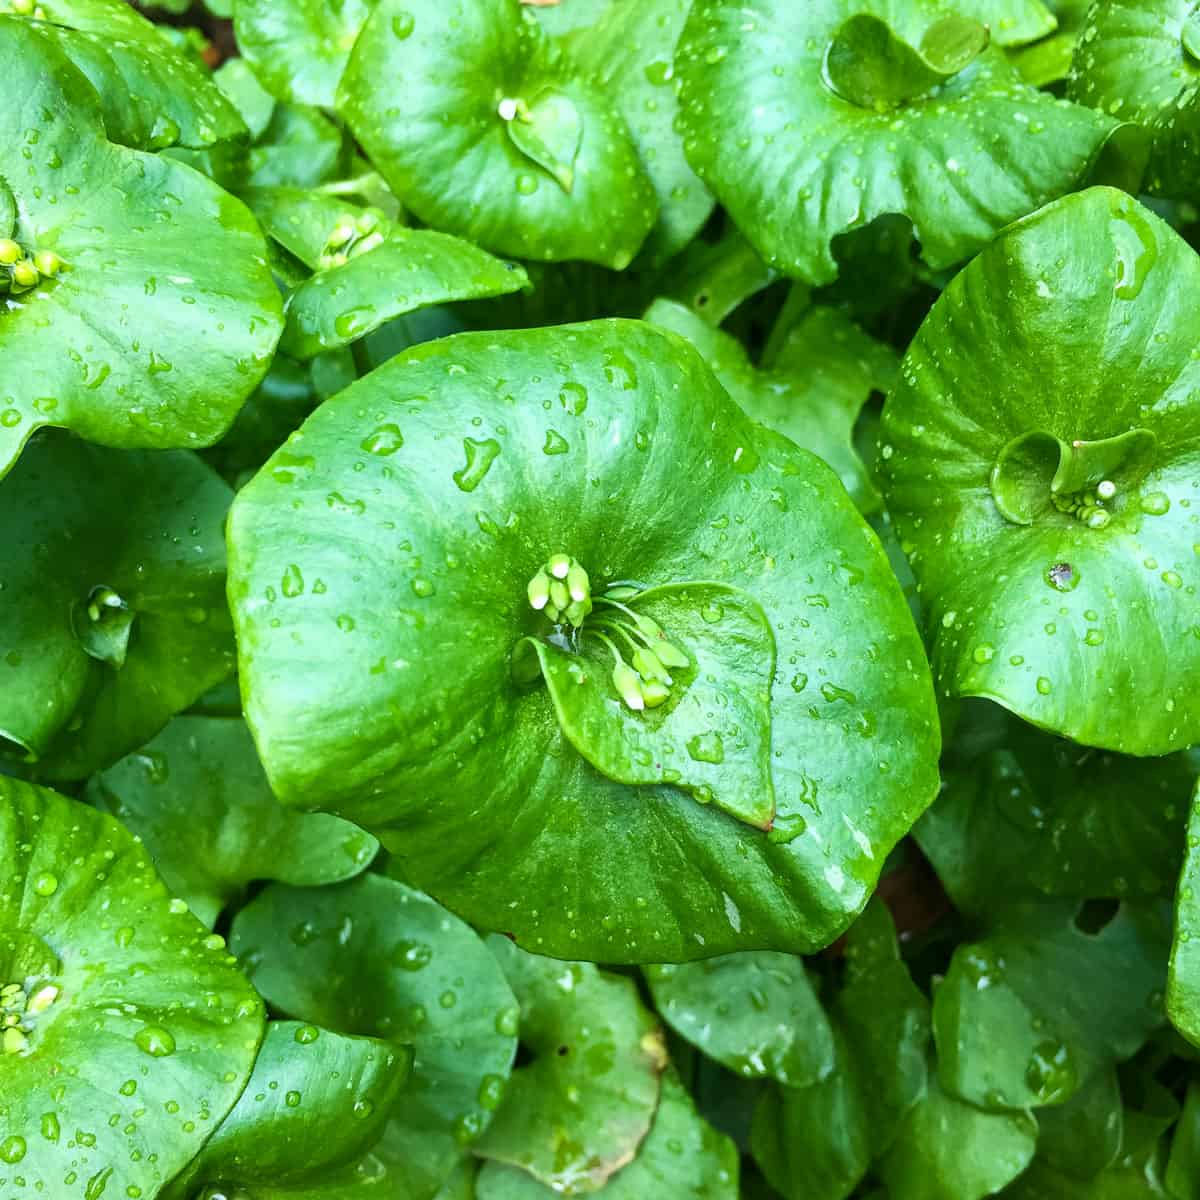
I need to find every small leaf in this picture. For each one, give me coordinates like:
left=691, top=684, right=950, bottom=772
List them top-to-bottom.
left=504, top=88, right=582, bottom=193
left=530, top=582, right=776, bottom=829
left=87, top=715, right=379, bottom=928
left=230, top=875, right=519, bottom=1200
left=476, top=937, right=666, bottom=1194
left=644, top=952, right=834, bottom=1086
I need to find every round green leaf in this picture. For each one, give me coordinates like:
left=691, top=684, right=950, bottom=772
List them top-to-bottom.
left=12, top=0, right=246, bottom=150
left=234, top=0, right=375, bottom=107
left=337, top=0, right=658, bottom=268
left=550, top=0, right=714, bottom=264
left=675, top=0, right=1114, bottom=284
left=957, top=0, right=1057, bottom=47
left=1068, top=0, right=1200, bottom=197
left=0, top=16, right=282, bottom=480
left=879, top=187, right=1200, bottom=755
left=281, top=230, right=531, bottom=360
left=645, top=297, right=893, bottom=513
left=226, top=319, right=940, bottom=962
left=0, top=435, right=236, bottom=779
left=86, top=715, right=379, bottom=928
left=0, top=777, right=265, bottom=1200
left=229, top=875, right=519, bottom=1200
left=933, top=902, right=1169, bottom=1111
left=476, top=937, right=666, bottom=1194
left=645, top=952, right=834, bottom=1087
left=165, top=1020, right=413, bottom=1199
left=878, top=1069, right=1038, bottom=1200
left=476, top=1070, right=737, bottom=1200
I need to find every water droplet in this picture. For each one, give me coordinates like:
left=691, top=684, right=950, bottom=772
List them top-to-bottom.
left=391, top=10, right=415, bottom=38
left=515, top=173, right=538, bottom=195
left=1112, top=207, right=1158, bottom=300
left=334, top=306, right=376, bottom=339
left=559, top=382, right=588, bottom=415
left=361, top=424, right=404, bottom=455
left=543, top=428, right=569, bottom=455
left=453, top=437, right=501, bottom=492
left=1141, top=491, right=1171, bottom=515
left=1045, top=562, right=1078, bottom=592
left=281, top=564, right=304, bottom=598
left=411, top=577, right=434, bottom=598
left=701, top=602, right=724, bottom=623
left=971, top=644, right=995, bottom=665
left=1036, top=676, right=1053, bottom=695
left=686, top=731, right=725, bottom=764
left=767, top=812, right=807, bottom=844
left=32, top=872, right=58, bottom=897
left=391, top=939, right=433, bottom=971
left=495, top=1007, right=520, bottom=1038
left=134, top=1025, right=176, bottom=1058
left=1024, top=1038, right=1077, bottom=1103
left=478, top=1074, right=506, bottom=1109
left=285, top=1090, right=302, bottom=1108
left=40, top=1112, right=59, bottom=1142
left=0, top=1136, right=26, bottom=1164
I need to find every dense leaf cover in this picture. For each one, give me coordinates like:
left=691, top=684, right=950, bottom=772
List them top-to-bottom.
left=1, top=0, right=1199, bottom=1197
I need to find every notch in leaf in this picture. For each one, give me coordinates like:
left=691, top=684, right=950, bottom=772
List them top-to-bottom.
left=500, top=88, right=583, bottom=193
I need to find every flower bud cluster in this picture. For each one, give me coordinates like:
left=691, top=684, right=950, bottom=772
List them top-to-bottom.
left=317, top=209, right=386, bottom=271
left=0, top=236, right=64, bottom=296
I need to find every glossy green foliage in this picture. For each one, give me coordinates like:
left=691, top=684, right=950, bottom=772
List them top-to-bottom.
left=338, top=0, right=657, bottom=267
left=675, top=0, right=1114, bottom=283
left=1068, top=0, right=1200, bottom=197
left=0, top=16, right=281, bottom=480
left=880, top=188, right=1200, bottom=755
left=227, top=320, right=940, bottom=962
left=0, top=435, right=235, bottom=778
left=86, top=715, right=379, bottom=927
left=0, top=777, right=264, bottom=1200
left=230, top=875, right=519, bottom=1200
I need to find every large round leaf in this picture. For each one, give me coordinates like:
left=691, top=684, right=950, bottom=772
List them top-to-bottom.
left=234, top=0, right=375, bottom=107
left=337, top=0, right=658, bottom=268
left=549, top=0, right=714, bottom=265
left=674, top=0, right=1114, bottom=284
left=1068, top=0, right=1200, bottom=197
left=0, top=16, right=282, bottom=480
left=879, top=187, right=1200, bottom=755
left=227, top=319, right=940, bottom=962
left=0, top=435, right=236, bottom=779
left=86, top=715, right=379, bottom=927
left=0, top=778, right=265, bottom=1200
left=229, top=875, right=519, bottom=1200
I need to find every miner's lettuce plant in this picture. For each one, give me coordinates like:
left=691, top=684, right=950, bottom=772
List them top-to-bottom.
left=5, top=0, right=1200, bottom=1198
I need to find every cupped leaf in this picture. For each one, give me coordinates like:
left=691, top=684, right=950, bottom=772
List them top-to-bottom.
left=11, top=0, right=245, bottom=149
left=234, top=0, right=375, bottom=107
left=337, top=0, right=657, bottom=268
left=549, top=0, right=714, bottom=264
left=675, top=0, right=1114, bottom=284
left=1010, top=0, right=1090, bottom=87
left=1068, top=0, right=1200, bottom=197
left=824, top=13, right=990, bottom=112
left=0, top=16, right=282, bottom=480
left=215, top=57, right=277, bottom=140
left=247, top=102, right=351, bottom=189
left=879, top=187, right=1200, bottom=755
left=281, top=229, right=530, bottom=359
left=646, top=296, right=893, bottom=513
left=227, top=319, right=940, bottom=963
left=0, top=435, right=235, bottom=779
left=531, top=582, right=777, bottom=830
left=86, top=715, right=379, bottom=928
left=917, top=722, right=1196, bottom=916
left=0, top=778, right=264, bottom=1200
left=1168, top=782, right=1200, bottom=1049
left=230, top=875, right=519, bottom=1200
left=933, top=902, right=1169, bottom=1111
left=475, top=937, right=666, bottom=1194
left=644, top=952, right=834, bottom=1087
left=164, top=1020, right=412, bottom=1199
left=1035, top=1065, right=1124, bottom=1180
left=877, top=1069, right=1038, bottom=1200
left=477, top=1070, right=737, bottom=1199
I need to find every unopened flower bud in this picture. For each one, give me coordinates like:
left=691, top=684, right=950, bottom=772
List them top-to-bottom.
left=351, top=231, right=385, bottom=258
left=0, top=238, right=20, bottom=265
left=33, top=250, right=62, bottom=277
left=11, top=259, right=38, bottom=288
left=1096, top=479, right=1116, bottom=500
left=547, top=553, right=571, bottom=579
left=566, top=560, right=589, bottom=602
left=527, top=569, right=551, bottom=610
left=549, top=579, right=570, bottom=611
left=563, top=596, right=591, bottom=627
left=632, top=646, right=671, bottom=685
left=612, top=661, right=645, bottom=711
left=641, top=680, right=670, bottom=708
